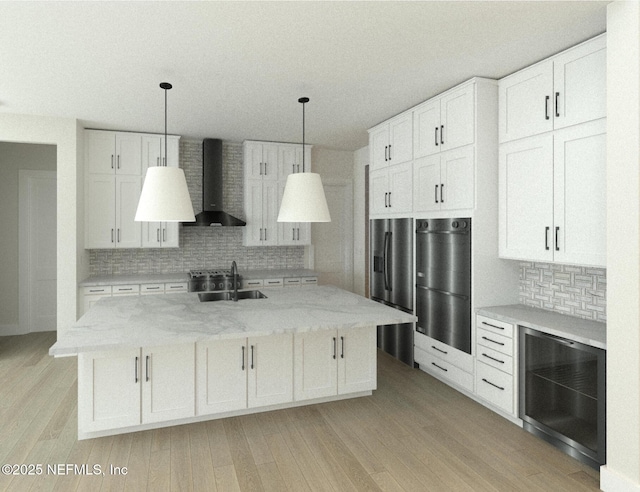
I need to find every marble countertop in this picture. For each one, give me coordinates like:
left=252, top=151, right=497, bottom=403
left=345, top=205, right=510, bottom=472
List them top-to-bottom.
left=79, top=269, right=318, bottom=287
left=51, top=285, right=416, bottom=356
left=476, top=304, right=606, bottom=350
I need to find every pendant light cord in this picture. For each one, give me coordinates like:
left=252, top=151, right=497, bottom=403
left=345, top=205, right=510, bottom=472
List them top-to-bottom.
left=164, top=87, right=167, bottom=165
left=298, top=96, right=309, bottom=173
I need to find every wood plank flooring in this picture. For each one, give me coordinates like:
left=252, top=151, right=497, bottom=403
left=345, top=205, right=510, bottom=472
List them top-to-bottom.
left=0, top=332, right=600, bottom=491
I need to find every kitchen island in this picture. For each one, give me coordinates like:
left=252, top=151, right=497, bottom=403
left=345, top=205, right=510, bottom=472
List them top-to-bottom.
left=50, top=285, right=416, bottom=439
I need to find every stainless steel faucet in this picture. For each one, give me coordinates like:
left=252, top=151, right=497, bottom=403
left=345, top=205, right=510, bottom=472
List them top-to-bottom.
left=230, top=261, right=239, bottom=302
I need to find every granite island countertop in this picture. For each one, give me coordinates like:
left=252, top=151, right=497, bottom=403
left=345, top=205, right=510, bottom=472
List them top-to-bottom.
left=51, top=285, right=416, bottom=357
left=476, top=304, right=606, bottom=350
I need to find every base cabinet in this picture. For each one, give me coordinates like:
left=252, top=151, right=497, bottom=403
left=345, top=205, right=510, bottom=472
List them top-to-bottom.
left=78, top=344, right=195, bottom=434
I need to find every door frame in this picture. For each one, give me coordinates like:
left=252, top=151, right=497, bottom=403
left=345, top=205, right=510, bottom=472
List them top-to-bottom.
left=19, top=169, right=57, bottom=334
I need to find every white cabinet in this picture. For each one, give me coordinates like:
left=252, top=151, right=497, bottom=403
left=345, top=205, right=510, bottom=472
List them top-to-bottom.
left=499, top=35, right=606, bottom=143
left=413, top=83, right=475, bottom=158
left=369, top=113, right=413, bottom=170
left=499, top=119, right=606, bottom=266
left=86, top=130, right=142, bottom=175
left=140, top=135, right=181, bottom=248
left=243, top=140, right=312, bottom=247
left=413, top=145, right=474, bottom=213
left=370, top=161, right=413, bottom=216
left=475, top=315, right=517, bottom=417
left=293, top=325, right=376, bottom=401
left=414, top=331, right=474, bottom=393
left=197, top=333, right=293, bottom=416
left=78, top=343, right=195, bottom=434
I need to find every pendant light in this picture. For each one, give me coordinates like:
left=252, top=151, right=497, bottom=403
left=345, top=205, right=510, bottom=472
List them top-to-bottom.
left=135, top=82, right=195, bottom=222
left=277, top=97, right=331, bottom=223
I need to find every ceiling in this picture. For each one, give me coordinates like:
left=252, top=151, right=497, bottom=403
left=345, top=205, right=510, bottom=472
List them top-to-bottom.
left=0, top=1, right=608, bottom=151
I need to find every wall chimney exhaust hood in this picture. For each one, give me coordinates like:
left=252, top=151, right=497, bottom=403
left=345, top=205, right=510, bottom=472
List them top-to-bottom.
left=183, top=139, right=246, bottom=227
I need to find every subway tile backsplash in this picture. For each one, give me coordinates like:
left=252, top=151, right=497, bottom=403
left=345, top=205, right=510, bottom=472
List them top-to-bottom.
left=88, top=140, right=305, bottom=276
left=519, top=262, right=606, bottom=322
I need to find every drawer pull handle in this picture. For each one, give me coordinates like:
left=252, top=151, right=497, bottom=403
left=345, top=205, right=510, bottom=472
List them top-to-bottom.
left=147, top=287, right=160, bottom=290
left=119, top=288, right=133, bottom=291
left=89, top=289, right=104, bottom=293
left=482, top=321, right=504, bottom=330
left=482, top=336, right=504, bottom=346
left=432, top=345, right=448, bottom=355
left=482, top=353, right=505, bottom=364
left=431, top=362, right=448, bottom=372
left=482, top=378, right=505, bottom=391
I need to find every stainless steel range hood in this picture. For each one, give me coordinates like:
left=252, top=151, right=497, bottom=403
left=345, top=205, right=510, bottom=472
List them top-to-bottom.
left=182, top=138, right=246, bottom=227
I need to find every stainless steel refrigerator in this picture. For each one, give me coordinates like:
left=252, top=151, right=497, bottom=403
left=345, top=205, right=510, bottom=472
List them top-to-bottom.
left=370, top=218, right=414, bottom=366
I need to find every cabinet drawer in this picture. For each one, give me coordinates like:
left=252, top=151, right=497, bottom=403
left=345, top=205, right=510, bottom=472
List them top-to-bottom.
left=301, top=277, right=318, bottom=285
left=263, top=278, right=284, bottom=288
left=284, top=278, right=302, bottom=286
left=243, top=279, right=264, bottom=288
left=165, top=282, right=188, bottom=293
left=113, top=284, right=140, bottom=295
left=141, top=284, right=164, bottom=295
left=82, top=286, right=112, bottom=296
left=476, top=315, right=514, bottom=338
left=477, top=327, right=513, bottom=357
left=415, top=332, right=473, bottom=373
left=477, top=346, right=513, bottom=375
left=416, top=347, right=473, bottom=393
left=476, top=362, right=514, bottom=414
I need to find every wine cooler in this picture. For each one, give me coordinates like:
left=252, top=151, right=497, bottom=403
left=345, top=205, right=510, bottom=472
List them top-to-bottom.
left=519, top=327, right=606, bottom=469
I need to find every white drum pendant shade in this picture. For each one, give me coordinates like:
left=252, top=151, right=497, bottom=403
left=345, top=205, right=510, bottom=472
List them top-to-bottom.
left=135, top=166, right=195, bottom=222
left=277, top=172, right=331, bottom=223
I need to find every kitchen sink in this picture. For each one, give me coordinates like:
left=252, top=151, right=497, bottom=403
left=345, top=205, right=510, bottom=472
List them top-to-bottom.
left=198, top=290, right=267, bottom=302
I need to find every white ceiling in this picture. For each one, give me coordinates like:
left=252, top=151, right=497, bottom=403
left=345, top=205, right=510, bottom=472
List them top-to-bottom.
left=0, top=1, right=607, bottom=151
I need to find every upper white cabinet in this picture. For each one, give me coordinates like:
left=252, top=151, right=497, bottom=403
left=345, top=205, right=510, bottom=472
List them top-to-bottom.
left=499, top=34, right=606, bottom=143
left=413, top=82, right=475, bottom=158
left=499, top=99, right=606, bottom=266
left=369, top=113, right=413, bottom=170
left=85, top=129, right=182, bottom=250
left=141, top=135, right=181, bottom=248
left=243, top=140, right=312, bottom=247
left=370, top=161, right=413, bottom=217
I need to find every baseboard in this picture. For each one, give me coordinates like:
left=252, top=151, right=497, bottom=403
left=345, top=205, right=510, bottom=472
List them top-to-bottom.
left=0, top=324, right=22, bottom=336
left=601, top=465, right=640, bottom=492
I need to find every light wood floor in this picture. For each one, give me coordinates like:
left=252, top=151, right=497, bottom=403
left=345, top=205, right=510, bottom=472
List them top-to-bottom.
left=0, top=332, right=600, bottom=491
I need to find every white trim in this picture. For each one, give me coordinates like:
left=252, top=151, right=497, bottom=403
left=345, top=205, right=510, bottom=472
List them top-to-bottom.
left=601, top=466, right=640, bottom=492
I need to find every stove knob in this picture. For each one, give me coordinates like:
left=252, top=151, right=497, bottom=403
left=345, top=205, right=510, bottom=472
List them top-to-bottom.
left=452, top=221, right=459, bottom=228
left=218, top=282, right=224, bottom=289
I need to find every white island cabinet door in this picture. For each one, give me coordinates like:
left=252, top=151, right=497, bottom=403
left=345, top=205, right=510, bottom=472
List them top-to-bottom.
left=338, top=326, right=377, bottom=395
left=294, top=330, right=338, bottom=401
left=247, top=334, right=293, bottom=408
left=197, top=339, right=247, bottom=415
left=142, top=344, right=195, bottom=424
left=78, top=348, right=141, bottom=433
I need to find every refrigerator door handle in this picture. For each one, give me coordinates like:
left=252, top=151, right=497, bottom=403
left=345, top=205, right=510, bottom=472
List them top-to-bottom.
left=383, top=232, right=390, bottom=291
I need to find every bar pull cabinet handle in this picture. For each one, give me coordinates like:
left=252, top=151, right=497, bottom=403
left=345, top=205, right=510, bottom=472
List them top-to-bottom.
left=555, top=92, right=560, bottom=117
left=545, top=96, right=550, bottom=120
left=440, top=125, right=444, bottom=145
left=435, top=127, right=439, bottom=146
left=388, top=144, right=392, bottom=160
left=384, top=145, right=388, bottom=162
left=111, top=154, right=115, bottom=169
left=117, top=155, right=120, bottom=169
left=157, top=157, right=160, bottom=167
left=162, top=157, right=166, bottom=167
left=260, top=162, right=263, bottom=175
left=264, top=162, right=268, bottom=175
left=293, top=164, right=295, bottom=174
left=440, top=183, right=444, bottom=203
left=435, top=184, right=439, bottom=203
left=384, top=192, right=388, bottom=208
left=388, top=192, right=391, bottom=208
left=545, top=226, right=550, bottom=250
left=555, top=226, right=560, bottom=251
left=157, top=228, right=160, bottom=242
left=163, top=228, right=167, bottom=242
left=260, top=228, right=263, bottom=241
left=264, top=228, right=267, bottom=241
left=292, top=228, right=295, bottom=240
left=296, top=228, right=300, bottom=241
left=111, top=229, right=114, bottom=243
left=117, top=229, right=121, bottom=243
left=482, top=321, right=504, bottom=331
left=340, top=336, right=345, bottom=359
left=481, top=336, right=505, bottom=346
left=333, top=337, right=337, bottom=359
left=251, top=345, right=255, bottom=369
left=432, top=345, right=448, bottom=355
left=242, top=346, right=245, bottom=371
left=482, top=353, right=505, bottom=364
left=145, top=355, right=150, bottom=382
left=134, top=356, right=139, bottom=383
left=431, top=362, right=448, bottom=372
left=482, top=378, right=505, bottom=391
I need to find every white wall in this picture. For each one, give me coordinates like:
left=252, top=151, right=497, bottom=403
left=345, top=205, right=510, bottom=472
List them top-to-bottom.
left=601, top=2, right=640, bottom=490
left=0, top=114, right=82, bottom=335
left=0, top=143, right=56, bottom=334
left=353, top=146, right=368, bottom=296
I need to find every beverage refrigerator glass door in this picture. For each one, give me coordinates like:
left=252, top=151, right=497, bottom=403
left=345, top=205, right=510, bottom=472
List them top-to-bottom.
left=415, top=218, right=471, bottom=354
left=519, top=327, right=606, bottom=469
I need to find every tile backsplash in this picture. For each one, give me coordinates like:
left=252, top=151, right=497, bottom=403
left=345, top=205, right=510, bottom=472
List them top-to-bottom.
left=88, top=139, right=305, bottom=276
left=519, top=262, right=606, bottom=322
